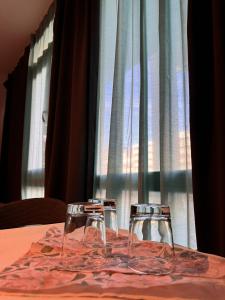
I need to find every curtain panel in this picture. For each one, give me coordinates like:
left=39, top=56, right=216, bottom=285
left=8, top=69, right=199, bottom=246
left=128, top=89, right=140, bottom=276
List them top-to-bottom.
left=45, top=0, right=100, bottom=203
left=95, top=0, right=196, bottom=248
left=188, top=0, right=225, bottom=257
left=21, top=6, right=54, bottom=199
left=0, top=47, right=30, bottom=203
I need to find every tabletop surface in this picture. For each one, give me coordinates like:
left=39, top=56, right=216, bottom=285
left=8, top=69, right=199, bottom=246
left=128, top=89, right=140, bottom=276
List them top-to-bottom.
left=0, top=223, right=225, bottom=300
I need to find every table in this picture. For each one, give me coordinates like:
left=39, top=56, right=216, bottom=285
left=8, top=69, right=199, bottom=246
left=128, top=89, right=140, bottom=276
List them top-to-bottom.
left=0, top=223, right=225, bottom=300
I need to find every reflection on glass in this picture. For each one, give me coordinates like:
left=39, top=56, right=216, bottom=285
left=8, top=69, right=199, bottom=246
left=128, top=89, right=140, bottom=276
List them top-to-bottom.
left=128, top=203, right=174, bottom=275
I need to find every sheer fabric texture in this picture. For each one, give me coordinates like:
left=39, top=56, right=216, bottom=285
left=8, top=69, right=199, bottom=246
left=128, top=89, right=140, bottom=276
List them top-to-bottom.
left=95, top=0, right=196, bottom=248
left=22, top=13, right=54, bottom=199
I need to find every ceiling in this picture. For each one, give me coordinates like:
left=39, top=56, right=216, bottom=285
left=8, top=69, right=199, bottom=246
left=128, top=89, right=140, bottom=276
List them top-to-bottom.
left=0, top=0, right=53, bottom=78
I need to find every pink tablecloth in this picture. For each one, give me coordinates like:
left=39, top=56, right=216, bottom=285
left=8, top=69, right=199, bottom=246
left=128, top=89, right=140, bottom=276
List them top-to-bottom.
left=0, top=223, right=224, bottom=300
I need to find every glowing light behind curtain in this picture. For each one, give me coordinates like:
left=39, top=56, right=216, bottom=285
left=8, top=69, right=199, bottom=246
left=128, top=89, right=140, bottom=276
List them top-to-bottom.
left=95, top=0, right=196, bottom=248
left=22, top=15, right=54, bottom=199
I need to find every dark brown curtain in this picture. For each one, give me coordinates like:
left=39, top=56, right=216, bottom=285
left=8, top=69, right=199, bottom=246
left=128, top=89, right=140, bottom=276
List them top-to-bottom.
left=45, top=0, right=100, bottom=203
left=188, top=0, right=225, bottom=257
left=0, top=47, right=30, bottom=203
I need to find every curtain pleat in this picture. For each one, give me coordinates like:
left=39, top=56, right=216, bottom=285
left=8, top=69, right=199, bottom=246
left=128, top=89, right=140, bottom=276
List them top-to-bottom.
left=45, top=0, right=100, bottom=203
left=106, top=0, right=129, bottom=198
left=138, top=0, right=149, bottom=203
left=159, top=0, right=171, bottom=204
left=0, top=47, right=30, bottom=203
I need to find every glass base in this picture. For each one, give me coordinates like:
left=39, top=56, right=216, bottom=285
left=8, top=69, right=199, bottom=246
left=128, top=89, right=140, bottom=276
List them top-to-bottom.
left=59, top=254, right=107, bottom=272
left=128, top=256, right=174, bottom=275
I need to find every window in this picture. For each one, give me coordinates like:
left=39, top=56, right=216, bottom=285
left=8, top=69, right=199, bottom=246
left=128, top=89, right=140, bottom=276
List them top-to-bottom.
left=94, top=0, right=196, bottom=248
left=22, top=10, right=54, bottom=199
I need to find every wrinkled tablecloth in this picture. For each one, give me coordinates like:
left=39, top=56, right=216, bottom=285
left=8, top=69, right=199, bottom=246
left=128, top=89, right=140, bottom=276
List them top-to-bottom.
left=0, top=224, right=225, bottom=300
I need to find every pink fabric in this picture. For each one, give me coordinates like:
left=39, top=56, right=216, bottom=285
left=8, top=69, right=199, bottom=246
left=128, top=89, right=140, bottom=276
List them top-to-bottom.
left=0, top=224, right=225, bottom=299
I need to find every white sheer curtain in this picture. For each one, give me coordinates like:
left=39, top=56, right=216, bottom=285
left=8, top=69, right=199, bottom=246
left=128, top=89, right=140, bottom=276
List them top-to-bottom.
left=94, top=0, right=196, bottom=248
left=22, top=11, right=54, bottom=199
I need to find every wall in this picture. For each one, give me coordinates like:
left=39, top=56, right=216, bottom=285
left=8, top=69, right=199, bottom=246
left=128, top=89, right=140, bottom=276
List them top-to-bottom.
left=0, top=0, right=53, bottom=156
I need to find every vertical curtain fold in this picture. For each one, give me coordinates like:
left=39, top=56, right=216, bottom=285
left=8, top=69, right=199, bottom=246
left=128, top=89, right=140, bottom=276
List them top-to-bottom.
left=45, top=0, right=100, bottom=203
left=106, top=0, right=128, bottom=198
left=138, top=0, right=149, bottom=204
left=159, top=0, right=171, bottom=204
left=188, top=0, right=225, bottom=256
left=0, top=47, right=30, bottom=203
